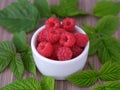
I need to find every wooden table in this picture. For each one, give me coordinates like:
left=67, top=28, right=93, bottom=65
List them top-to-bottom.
left=0, top=0, right=120, bottom=90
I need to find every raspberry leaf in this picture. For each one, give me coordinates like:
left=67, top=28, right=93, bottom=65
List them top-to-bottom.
left=0, top=0, right=40, bottom=33
left=34, top=0, right=52, bottom=18
left=51, top=0, right=87, bottom=17
left=60, top=0, right=78, bottom=8
left=60, top=0, right=87, bottom=16
left=93, top=1, right=120, bottom=17
left=50, top=5, right=67, bottom=17
left=66, top=9, right=87, bottom=17
left=83, top=15, right=120, bottom=64
left=96, top=15, right=119, bottom=36
left=83, top=25, right=96, bottom=39
left=83, top=25, right=101, bottom=55
left=13, top=31, right=27, bottom=52
left=13, top=31, right=36, bottom=75
left=98, top=37, right=120, bottom=64
left=89, top=38, right=101, bottom=55
left=0, top=41, right=16, bottom=54
left=0, top=42, right=16, bottom=72
left=21, top=48, right=36, bottom=75
left=10, top=53, right=24, bottom=79
left=0, top=56, right=11, bottom=72
left=98, top=61, right=120, bottom=81
left=67, top=70, right=98, bottom=87
left=41, top=75, right=55, bottom=90
left=0, top=78, right=41, bottom=90
left=93, top=81, right=120, bottom=90
left=93, top=85, right=105, bottom=90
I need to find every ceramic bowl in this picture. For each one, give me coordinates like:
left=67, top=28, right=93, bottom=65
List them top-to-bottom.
left=31, top=25, right=89, bottom=80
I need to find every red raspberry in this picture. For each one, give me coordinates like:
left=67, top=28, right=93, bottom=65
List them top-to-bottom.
left=45, top=17, right=61, bottom=29
left=62, top=18, right=76, bottom=32
left=47, top=28, right=60, bottom=43
left=57, top=28, right=66, bottom=34
left=37, top=29, right=48, bottom=42
left=60, top=32, right=75, bottom=47
left=74, top=33, right=88, bottom=47
left=37, top=42, right=53, bottom=57
left=50, top=43, right=62, bottom=60
left=71, top=45, right=83, bottom=58
left=57, top=47, right=72, bottom=61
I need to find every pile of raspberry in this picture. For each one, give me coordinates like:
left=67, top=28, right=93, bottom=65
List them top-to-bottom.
left=36, top=17, right=88, bottom=61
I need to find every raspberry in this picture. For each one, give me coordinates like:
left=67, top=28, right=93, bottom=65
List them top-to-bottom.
left=45, top=17, right=61, bottom=29
left=62, top=18, right=76, bottom=32
left=47, top=28, right=60, bottom=43
left=57, top=28, right=66, bottom=34
left=37, top=29, right=48, bottom=42
left=60, top=32, right=75, bottom=47
left=74, top=33, right=88, bottom=47
left=37, top=42, right=53, bottom=57
left=50, top=43, right=62, bottom=60
left=71, top=45, right=83, bottom=58
left=57, top=47, right=72, bottom=61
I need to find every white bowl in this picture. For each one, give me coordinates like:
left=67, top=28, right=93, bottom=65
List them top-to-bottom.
left=31, top=25, right=89, bottom=80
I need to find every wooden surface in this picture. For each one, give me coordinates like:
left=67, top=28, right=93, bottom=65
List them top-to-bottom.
left=0, top=0, right=120, bottom=90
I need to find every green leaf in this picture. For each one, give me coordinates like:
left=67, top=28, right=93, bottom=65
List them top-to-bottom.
left=0, top=0, right=40, bottom=33
left=34, top=0, right=51, bottom=18
left=51, top=0, right=87, bottom=17
left=60, top=0, right=78, bottom=8
left=93, top=1, right=120, bottom=17
left=50, top=5, right=67, bottom=17
left=66, top=9, right=87, bottom=16
left=67, top=9, right=87, bottom=16
left=83, top=15, right=120, bottom=63
left=83, top=15, right=119, bottom=39
left=96, top=15, right=119, bottom=36
left=82, top=25, right=96, bottom=39
left=83, top=25, right=101, bottom=55
left=13, top=31, right=27, bottom=52
left=13, top=31, right=36, bottom=75
left=98, top=37, right=120, bottom=64
left=89, top=38, right=101, bottom=55
left=0, top=41, right=16, bottom=72
left=0, top=41, right=16, bottom=55
left=21, top=48, right=36, bottom=75
left=10, top=53, right=24, bottom=79
left=0, top=56, right=11, bottom=72
left=98, top=61, right=120, bottom=81
left=67, top=70, right=98, bottom=87
left=41, top=75, right=55, bottom=90
left=0, top=78, right=41, bottom=90
left=94, top=81, right=120, bottom=90
left=105, top=81, right=120, bottom=90
left=93, top=85, right=105, bottom=90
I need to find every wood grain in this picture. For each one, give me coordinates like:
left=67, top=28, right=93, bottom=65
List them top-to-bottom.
left=0, top=0, right=120, bottom=90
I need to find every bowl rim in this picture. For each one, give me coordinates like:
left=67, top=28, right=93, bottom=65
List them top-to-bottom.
left=31, top=25, right=90, bottom=64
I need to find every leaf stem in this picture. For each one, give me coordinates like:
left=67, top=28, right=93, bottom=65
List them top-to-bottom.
left=87, top=61, right=94, bottom=70
left=98, top=78, right=103, bottom=85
